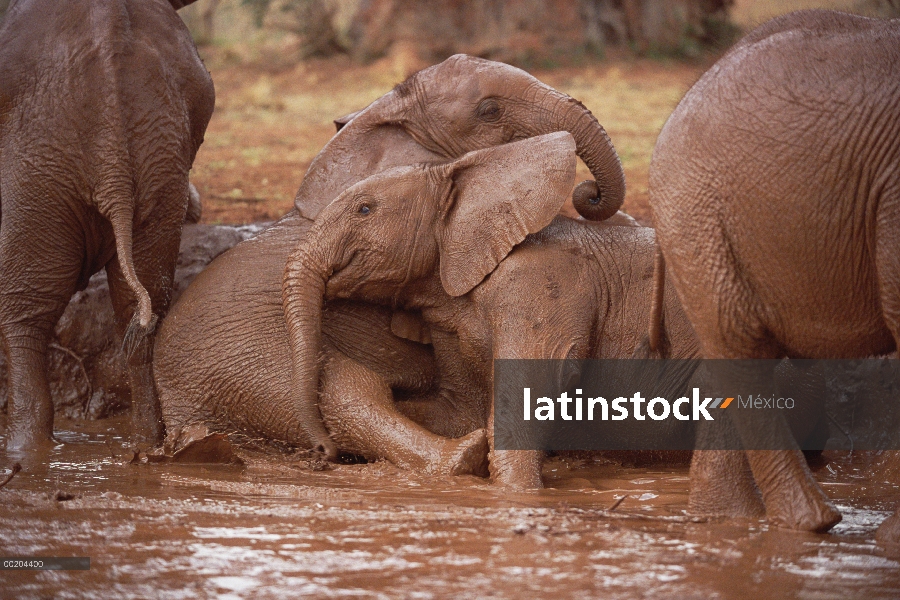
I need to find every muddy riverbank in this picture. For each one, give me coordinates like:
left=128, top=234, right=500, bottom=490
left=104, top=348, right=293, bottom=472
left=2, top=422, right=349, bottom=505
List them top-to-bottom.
left=1, top=414, right=899, bottom=598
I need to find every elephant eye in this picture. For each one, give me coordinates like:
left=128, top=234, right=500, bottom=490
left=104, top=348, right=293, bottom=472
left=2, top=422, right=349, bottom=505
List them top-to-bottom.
left=477, top=99, right=502, bottom=122
left=358, top=204, right=371, bottom=215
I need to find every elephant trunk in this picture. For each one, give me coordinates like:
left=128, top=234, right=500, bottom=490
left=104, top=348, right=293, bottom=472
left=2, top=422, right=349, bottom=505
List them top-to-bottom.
left=540, top=91, right=626, bottom=221
left=282, top=242, right=338, bottom=459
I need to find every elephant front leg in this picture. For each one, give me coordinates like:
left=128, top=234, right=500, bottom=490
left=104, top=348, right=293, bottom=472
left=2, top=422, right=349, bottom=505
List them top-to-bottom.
left=486, top=316, right=590, bottom=489
left=319, top=347, right=488, bottom=476
left=487, top=348, right=553, bottom=490
left=487, top=378, right=544, bottom=488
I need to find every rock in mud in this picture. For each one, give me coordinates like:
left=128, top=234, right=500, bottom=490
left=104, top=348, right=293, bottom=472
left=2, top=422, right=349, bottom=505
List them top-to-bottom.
left=0, top=223, right=268, bottom=419
left=129, top=423, right=243, bottom=465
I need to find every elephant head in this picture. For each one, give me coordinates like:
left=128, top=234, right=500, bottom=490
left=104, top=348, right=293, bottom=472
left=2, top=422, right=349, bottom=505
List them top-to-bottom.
left=295, top=54, right=625, bottom=222
left=282, top=132, right=577, bottom=457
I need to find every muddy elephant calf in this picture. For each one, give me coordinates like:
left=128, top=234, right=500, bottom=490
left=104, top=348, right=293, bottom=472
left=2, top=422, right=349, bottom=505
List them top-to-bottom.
left=649, top=9, right=900, bottom=533
left=156, top=52, right=635, bottom=469
left=279, top=133, right=704, bottom=487
left=155, top=213, right=489, bottom=475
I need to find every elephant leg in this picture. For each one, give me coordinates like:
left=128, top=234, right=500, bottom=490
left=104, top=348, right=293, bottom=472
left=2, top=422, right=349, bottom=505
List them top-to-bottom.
left=106, top=201, right=183, bottom=446
left=875, top=208, right=900, bottom=543
left=0, top=209, right=85, bottom=451
left=487, top=340, right=577, bottom=490
left=319, top=346, right=487, bottom=476
left=706, top=356, right=841, bottom=531
left=701, top=368, right=825, bottom=518
left=689, top=375, right=764, bottom=519
left=394, top=391, right=485, bottom=438
left=487, top=400, right=544, bottom=489
left=689, top=446, right=765, bottom=518
left=689, top=451, right=764, bottom=518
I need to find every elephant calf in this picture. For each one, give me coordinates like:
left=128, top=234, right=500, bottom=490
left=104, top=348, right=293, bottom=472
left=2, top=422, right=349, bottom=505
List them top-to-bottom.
left=0, top=0, right=214, bottom=450
left=155, top=53, right=631, bottom=468
left=280, top=132, right=702, bottom=487
left=155, top=213, right=490, bottom=476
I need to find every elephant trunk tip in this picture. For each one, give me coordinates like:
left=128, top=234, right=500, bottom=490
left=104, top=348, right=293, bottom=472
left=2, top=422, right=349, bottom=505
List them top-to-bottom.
left=572, top=180, right=621, bottom=221
left=314, top=437, right=338, bottom=461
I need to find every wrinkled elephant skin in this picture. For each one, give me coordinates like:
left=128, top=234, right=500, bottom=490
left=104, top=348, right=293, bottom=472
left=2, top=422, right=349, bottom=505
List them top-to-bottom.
left=0, top=0, right=215, bottom=451
left=650, top=10, right=900, bottom=533
left=155, top=54, right=628, bottom=467
left=281, top=133, right=700, bottom=488
left=0, top=224, right=261, bottom=421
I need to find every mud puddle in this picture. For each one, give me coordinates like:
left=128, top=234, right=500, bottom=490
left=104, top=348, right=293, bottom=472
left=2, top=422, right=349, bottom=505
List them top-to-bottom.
left=1, top=415, right=899, bottom=599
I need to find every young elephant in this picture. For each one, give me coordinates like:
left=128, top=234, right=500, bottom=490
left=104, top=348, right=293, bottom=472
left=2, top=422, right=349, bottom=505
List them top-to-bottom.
left=0, top=0, right=214, bottom=450
left=648, top=10, right=900, bottom=534
left=155, top=54, right=629, bottom=460
left=281, top=133, right=701, bottom=487
left=156, top=213, right=490, bottom=476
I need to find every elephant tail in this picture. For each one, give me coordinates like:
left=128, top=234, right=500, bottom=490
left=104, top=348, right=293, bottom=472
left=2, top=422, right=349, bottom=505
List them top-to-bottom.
left=105, top=203, right=157, bottom=358
left=632, top=246, right=667, bottom=358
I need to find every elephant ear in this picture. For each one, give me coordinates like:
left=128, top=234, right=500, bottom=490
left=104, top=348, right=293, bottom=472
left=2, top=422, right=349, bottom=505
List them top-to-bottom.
left=168, top=0, right=200, bottom=9
left=334, top=109, right=363, bottom=132
left=435, top=132, right=577, bottom=297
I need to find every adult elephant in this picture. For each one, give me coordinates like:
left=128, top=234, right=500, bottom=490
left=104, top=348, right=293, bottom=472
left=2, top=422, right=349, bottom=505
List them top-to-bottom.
left=0, top=0, right=213, bottom=451
left=648, top=10, right=900, bottom=533
left=155, top=55, right=627, bottom=461
left=279, top=133, right=703, bottom=487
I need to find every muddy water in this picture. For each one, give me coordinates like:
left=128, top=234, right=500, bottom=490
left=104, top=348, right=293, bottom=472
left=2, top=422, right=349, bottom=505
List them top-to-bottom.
left=1, top=415, right=899, bottom=599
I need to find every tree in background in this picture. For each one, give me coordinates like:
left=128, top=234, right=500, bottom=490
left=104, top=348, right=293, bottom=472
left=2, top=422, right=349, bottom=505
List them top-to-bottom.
left=239, top=0, right=738, bottom=63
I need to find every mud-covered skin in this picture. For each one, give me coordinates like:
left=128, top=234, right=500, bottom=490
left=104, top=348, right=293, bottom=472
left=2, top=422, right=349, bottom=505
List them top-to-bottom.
left=0, top=0, right=214, bottom=451
left=650, top=11, right=900, bottom=533
left=156, top=54, right=629, bottom=465
left=282, top=134, right=700, bottom=488
left=156, top=214, right=489, bottom=476
left=0, top=224, right=258, bottom=420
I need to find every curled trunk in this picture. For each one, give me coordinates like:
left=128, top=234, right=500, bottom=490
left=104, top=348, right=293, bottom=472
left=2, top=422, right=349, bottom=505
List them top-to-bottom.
left=540, top=92, right=626, bottom=221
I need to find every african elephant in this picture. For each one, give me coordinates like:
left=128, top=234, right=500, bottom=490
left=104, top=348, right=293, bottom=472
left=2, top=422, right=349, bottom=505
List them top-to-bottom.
left=0, top=0, right=214, bottom=451
left=648, top=10, right=900, bottom=533
left=155, top=54, right=628, bottom=461
left=280, top=132, right=701, bottom=487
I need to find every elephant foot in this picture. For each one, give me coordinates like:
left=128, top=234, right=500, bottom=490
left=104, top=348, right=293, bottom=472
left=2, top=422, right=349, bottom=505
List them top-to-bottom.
left=5, top=427, right=56, bottom=454
left=434, top=429, right=489, bottom=476
left=489, top=449, right=544, bottom=489
left=688, top=450, right=765, bottom=519
left=757, top=467, right=842, bottom=533
left=766, top=496, right=842, bottom=533
left=876, top=510, right=900, bottom=545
